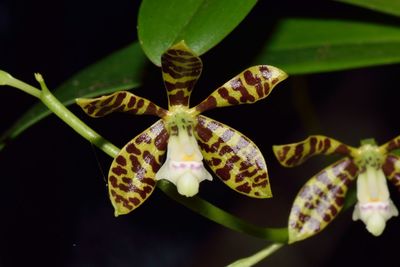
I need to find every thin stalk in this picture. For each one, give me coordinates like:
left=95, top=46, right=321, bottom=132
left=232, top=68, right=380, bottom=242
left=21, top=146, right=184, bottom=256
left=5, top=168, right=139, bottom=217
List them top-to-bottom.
left=0, top=70, right=41, bottom=98
left=35, top=73, right=119, bottom=158
left=158, top=180, right=288, bottom=242
left=226, top=243, right=284, bottom=267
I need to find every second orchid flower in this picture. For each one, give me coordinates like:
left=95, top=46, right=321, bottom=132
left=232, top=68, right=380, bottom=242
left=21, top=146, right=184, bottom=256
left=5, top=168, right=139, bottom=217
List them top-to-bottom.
left=274, top=135, right=400, bottom=243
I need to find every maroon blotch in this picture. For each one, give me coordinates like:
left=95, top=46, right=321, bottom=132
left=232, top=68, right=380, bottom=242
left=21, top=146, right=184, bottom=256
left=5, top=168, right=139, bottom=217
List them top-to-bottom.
left=236, top=183, right=252, bottom=194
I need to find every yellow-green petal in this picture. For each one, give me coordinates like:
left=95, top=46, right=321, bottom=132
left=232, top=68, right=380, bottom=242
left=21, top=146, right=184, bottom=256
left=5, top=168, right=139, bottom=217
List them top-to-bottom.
left=161, top=41, right=202, bottom=108
left=193, top=65, right=287, bottom=114
left=77, top=91, right=167, bottom=118
left=194, top=115, right=271, bottom=198
left=109, top=119, right=169, bottom=216
left=273, top=135, right=356, bottom=168
left=288, top=158, right=359, bottom=243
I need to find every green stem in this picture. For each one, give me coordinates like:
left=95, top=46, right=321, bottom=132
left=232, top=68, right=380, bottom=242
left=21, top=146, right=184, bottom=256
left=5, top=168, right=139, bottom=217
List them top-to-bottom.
left=0, top=70, right=41, bottom=98
left=34, top=73, right=119, bottom=158
left=158, top=180, right=288, bottom=242
left=226, top=243, right=284, bottom=267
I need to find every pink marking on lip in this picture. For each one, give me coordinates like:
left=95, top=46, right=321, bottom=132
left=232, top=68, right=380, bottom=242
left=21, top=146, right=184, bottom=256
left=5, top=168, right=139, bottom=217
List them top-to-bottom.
left=170, top=161, right=204, bottom=171
left=190, top=162, right=202, bottom=170
left=360, top=202, right=389, bottom=211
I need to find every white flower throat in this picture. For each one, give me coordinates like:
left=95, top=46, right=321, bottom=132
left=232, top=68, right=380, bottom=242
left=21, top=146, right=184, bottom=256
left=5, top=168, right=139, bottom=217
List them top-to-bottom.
left=155, top=111, right=212, bottom=197
left=352, top=144, right=398, bottom=236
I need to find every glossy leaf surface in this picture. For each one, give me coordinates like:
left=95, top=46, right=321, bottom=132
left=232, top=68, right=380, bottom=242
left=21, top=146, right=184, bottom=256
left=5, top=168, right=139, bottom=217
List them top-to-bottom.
left=138, top=0, right=257, bottom=66
left=337, top=0, right=400, bottom=17
left=256, top=18, right=400, bottom=74
left=0, top=42, right=148, bottom=151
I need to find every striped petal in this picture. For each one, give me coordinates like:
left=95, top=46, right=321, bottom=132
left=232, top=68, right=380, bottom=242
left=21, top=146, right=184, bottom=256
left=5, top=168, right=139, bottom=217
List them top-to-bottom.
left=161, top=41, right=202, bottom=108
left=193, top=65, right=287, bottom=114
left=76, top=91, right=167, bottom=118
left=194, top=115, right=271, bottom=198
left=108, top=119, right=169, bottom=216
left=273, top=135, right=356, bottom=168
left=380, top=135, right=400, bottom=153
left=382, top=154, right=400, bottom=191
left=289, top=158, right=359, bottom=243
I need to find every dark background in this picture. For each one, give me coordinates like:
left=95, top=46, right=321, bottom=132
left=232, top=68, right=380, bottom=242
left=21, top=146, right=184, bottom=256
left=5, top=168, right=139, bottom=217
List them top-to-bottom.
left=1, top=0, right=400, bottom=266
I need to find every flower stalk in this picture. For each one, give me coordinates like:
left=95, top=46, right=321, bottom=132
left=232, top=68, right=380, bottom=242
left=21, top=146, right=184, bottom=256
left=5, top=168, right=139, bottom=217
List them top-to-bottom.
left=227, top=243, right=284, bottom=267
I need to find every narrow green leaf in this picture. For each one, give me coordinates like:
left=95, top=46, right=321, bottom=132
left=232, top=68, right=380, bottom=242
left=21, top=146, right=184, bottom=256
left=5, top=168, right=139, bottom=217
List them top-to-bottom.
left=138, top=0, right=257, bottom=66
left=337, top=0, right=400, bottom=17
left=255, top=18, right=400, bottom=74
left=0, top=42, right=148, bottom=150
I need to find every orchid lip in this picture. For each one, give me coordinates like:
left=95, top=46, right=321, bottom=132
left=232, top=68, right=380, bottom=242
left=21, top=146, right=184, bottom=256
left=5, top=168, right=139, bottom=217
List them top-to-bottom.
left=353, top=166, right=399, bottom=236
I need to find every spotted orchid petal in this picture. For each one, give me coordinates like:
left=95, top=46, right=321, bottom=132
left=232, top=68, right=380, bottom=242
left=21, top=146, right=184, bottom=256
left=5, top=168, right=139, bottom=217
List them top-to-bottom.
left=161, top=41, right=202, bottom=108
left=193, top=65, right=287, bottom=114
left=77, top=91, right=167, bottom=118
left=194, top=115, right=271, bottom=198
left=109, top=119, right=169, bottom=216
left=273, top=135, right=356, bottom=168
left=380, top=135, right=400, bottom=153
left=383, top=154, right=400, bottom=190
left=288, top=158, right=359, bottom=243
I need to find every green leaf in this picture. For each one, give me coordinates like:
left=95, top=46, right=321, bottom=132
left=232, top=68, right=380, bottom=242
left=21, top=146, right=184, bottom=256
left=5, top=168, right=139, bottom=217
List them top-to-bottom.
left=138, top=0, right=257, bottom=66
left=337, top=0, right=400, bottom=17
left=255, top=18, right=400, bottom=74
left=0, top=42, right=148, bottom=151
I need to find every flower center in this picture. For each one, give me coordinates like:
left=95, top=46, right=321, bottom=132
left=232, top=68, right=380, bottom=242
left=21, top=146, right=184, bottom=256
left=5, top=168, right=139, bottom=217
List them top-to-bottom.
left=155, top=109, right=212, bottom=197
left=352, top=145, right=398, bottom=236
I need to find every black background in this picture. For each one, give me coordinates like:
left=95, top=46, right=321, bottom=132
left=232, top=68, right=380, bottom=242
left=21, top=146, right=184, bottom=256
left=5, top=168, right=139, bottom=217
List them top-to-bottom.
left=1, top=0, right=400, bottom=266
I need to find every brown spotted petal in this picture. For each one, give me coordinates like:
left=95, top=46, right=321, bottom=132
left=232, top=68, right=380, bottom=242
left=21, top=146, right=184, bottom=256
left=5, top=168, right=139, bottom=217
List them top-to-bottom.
left=161, top=41, right=202, bottom=108
left=193, top=65, right=287, bottom=114
left=76, top=91, right=167, bottom=118
left=194, top=115, right=271, bottom=198
left=109, top=119, right=169, bottom=216
left=273, top=135, right=356, bottom=168
left=380, top=135, right=400, bottom=154
left=382, top=154, right=400, bottom=191
left=288, top=157, right=359, bottom=243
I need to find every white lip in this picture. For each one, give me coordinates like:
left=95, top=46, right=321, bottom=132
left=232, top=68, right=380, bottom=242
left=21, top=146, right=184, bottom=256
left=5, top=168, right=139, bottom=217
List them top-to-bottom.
left=155, top=125, right=212, bottom=197
left=352, top=167, right=398, bottom=236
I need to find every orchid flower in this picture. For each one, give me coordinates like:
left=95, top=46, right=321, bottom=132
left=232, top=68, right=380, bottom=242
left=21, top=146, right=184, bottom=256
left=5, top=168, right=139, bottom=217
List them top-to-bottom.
left=77, top=41, right=287, bottom=216
left=273, top=135, right=400, bottom=243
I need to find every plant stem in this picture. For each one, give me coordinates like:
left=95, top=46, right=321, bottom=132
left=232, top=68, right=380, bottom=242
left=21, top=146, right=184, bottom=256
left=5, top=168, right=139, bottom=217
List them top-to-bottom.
left=0, top=70, right=41, bottom=98
left=34, top=73, right=120, bottom=158
left=158, top=180, right=288, bottom=242
left=226, top=243, right=284, bottom=267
